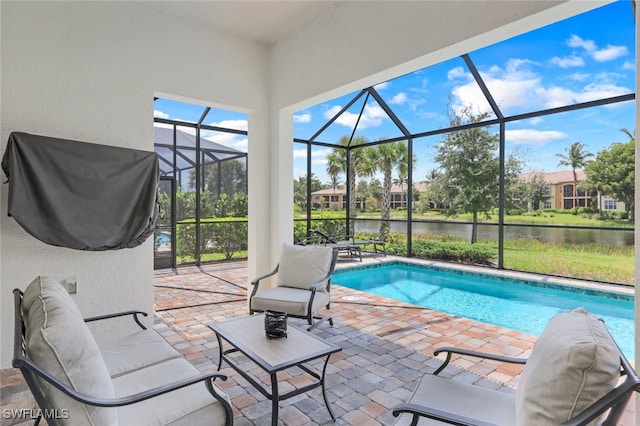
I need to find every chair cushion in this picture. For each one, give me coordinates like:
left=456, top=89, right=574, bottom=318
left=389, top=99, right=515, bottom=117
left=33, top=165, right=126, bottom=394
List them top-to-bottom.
left=277, top=243, right=334, bottom=290
left=22, top=276, right=116, bottom=425
left=251, top=286, right=330, bottom=317
left=515, top=308, right=620, bottom=425
left=96, top=328, right=181, bottom=378
left=114, top=358, right=230, bottom=426
left=393, top=374, right=515, bottom=425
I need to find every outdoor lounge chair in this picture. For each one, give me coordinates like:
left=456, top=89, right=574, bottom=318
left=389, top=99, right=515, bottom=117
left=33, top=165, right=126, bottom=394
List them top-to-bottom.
left=308, top=228, right=362, bottom=261
left=354, top=234, right=386, bottom=255
left=249, top=242, right=339, bottom=330
left=392, top=308, right=640, bottom=426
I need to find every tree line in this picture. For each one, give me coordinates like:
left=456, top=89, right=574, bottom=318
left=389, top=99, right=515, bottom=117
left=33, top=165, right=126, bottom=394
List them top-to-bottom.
left=294, top=105, right=635, bottom=243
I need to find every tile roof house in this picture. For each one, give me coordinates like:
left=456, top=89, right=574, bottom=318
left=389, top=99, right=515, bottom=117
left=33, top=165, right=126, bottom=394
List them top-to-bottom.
left=520, top=170, right=626, bottom=211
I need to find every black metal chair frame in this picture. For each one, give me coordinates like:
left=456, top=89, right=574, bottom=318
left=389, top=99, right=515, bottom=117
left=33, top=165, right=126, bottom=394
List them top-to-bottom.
left=307, top=229, right=362, bottom=261
left=249, top=249, right=339, bottom=331
left=12, top=289, right=234, bottom=426
left=392, top=330, right=640, bottom=426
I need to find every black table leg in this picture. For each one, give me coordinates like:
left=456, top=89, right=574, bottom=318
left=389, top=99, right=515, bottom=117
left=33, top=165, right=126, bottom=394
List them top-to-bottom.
left=321, top=355, right=336, bottom=420
left=271, top=372, right=279, bottom=426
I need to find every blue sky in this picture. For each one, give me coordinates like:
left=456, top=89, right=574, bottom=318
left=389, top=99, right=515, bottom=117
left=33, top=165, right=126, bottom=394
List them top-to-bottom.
left=154, top=1, right=635, bottom=187
left=293, top=1, right=635, bottom=184
left=153, top=101, right=249, bottom=153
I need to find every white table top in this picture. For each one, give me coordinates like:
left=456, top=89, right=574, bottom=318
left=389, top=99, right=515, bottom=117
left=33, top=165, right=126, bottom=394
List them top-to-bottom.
left=210, top=314, right=340, bottom=371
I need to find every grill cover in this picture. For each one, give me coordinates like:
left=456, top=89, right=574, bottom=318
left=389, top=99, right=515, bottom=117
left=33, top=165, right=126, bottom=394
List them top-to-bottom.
left=2, top=132, right=159, bottom=250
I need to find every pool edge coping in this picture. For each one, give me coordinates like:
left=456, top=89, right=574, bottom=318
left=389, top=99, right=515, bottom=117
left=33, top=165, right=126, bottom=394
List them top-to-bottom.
left=333, top=256, right=634, bottom=300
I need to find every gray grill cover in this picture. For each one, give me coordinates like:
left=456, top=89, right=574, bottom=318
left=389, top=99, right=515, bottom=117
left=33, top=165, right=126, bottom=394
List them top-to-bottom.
left=2, top=132, right=159, bottom=250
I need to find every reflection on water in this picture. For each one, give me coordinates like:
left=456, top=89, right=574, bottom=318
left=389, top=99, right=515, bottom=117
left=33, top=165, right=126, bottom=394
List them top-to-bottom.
left=355, top=220, right=634, bottom=246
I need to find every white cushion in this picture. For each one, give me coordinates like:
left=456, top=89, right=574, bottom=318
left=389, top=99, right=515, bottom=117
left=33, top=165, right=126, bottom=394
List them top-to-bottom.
left=277, top=243, right=334, bottom=290
left=22, top=276, right=116, bottom=425
left=251, top=286, right=330, bottom=317
left=515, top=308, right=620, bottom=425
left=96, top=329, right=181, bottom=378
left=115, top=358, right=230, bottom=426
left=393, top=374, right=515, bottom=425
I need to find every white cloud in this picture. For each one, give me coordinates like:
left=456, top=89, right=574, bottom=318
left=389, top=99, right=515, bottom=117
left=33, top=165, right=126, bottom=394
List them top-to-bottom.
left=566, top=34, right=628, bottom=63
left=567, top=34, right=596, bottom=52
left=592, top=45, right=629, bottom=62
left=550, top=54, right=585, bottom=68
left=449, top=55, right=631, bottom=115
left=505, top=58, right=537, bottom=73
left=622, top=61, right=635, bottom=71
left=451, top=62, right=542, bottom=114
left=447, top=66, right=468, bottom=80
left=568, top=72, right=590, bottom=82
left=374, top=82, right=389, bottom=91
left=575, top=82, right=631, bottom=102
left=535, top=85, right=576, bottom=108
left=390, top=92, right=407, bottom=105
left=323, top=103, right=388, bottom=129
left=154, top=110, right=170, bottom=119
left=294, top=113, right=312, bottom=123
left=198, top=119, right=249, bottom=152
left=209, top=119, right=248, bottom=131
left=505, top=129, right=567, bottom=147
left=202, top=131, right=247, bottom=152
left=293, top=147, right=308, bottom=159
left=294, top=147, right=331, bottom=166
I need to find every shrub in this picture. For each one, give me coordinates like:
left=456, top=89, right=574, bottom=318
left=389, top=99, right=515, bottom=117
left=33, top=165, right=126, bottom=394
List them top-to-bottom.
left=176, top=218, right=248, bottom=261
left=388, top=239, right=496, bottom=265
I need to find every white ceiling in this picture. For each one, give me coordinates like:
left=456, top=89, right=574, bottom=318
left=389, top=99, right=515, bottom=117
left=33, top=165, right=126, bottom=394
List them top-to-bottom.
left=149, top=1, right=342, bottom=45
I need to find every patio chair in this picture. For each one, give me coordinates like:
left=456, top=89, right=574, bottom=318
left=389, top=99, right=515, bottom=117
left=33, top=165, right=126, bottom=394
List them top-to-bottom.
left=249, top=242, right=339, bottom=330
left=392, top=308, right=640, bottom=426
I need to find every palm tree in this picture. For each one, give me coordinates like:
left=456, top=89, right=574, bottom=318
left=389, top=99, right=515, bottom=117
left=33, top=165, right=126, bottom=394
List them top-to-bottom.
left=620, top=127, right=635, bottom=142
left=325, top=135, right=368, bottom=231
left=362, top=141, right=409, bottom=236
left=556, top=141, right=593, bottom=209
left=327, top=175, right=343, bottom=209
left=328, top=175, right=343, bottom=194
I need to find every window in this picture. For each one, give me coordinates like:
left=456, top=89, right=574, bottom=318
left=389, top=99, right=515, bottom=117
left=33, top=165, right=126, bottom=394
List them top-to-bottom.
left=563, top=185, right=574, bottom=197
left=605, top=200, right=617, bottom=210
left=543, top=201, right=552, bottom=209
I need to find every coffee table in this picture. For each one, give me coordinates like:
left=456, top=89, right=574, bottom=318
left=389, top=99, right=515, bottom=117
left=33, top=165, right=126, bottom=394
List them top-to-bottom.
left=209, top=314, right=342, bottom=426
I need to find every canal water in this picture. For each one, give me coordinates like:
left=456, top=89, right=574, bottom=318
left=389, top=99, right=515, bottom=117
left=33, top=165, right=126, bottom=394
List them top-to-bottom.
left=354, top=220, right=634, bottom=246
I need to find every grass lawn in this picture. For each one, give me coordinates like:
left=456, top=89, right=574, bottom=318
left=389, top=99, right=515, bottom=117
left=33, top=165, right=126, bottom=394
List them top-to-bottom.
left=499, top=240, right=634, bottom=285
left=177, top=250, right=248, bottom=265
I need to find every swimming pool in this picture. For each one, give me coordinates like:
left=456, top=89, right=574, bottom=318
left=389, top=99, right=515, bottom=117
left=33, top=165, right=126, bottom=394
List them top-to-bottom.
left=333, top=261, right=634, bottom=358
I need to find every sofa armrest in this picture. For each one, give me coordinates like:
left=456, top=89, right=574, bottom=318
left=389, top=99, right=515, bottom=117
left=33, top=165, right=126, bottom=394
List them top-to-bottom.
left=84, top=310, right=149, bottom=330
left=433, top=346, right=527, bottom=375
left=14, top=355, right=228, bottom=408
left=392, top=402, right=498, bottom=426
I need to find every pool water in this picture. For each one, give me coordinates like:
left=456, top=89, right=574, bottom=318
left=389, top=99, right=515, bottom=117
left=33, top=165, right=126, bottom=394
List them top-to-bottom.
left=155, top=233, right=171, bottom=244
left=333, top=262, right=634, bottom=358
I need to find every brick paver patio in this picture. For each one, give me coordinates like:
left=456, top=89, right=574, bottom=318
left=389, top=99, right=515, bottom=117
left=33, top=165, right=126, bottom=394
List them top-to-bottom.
left=1, top=254, right=635, bottom=425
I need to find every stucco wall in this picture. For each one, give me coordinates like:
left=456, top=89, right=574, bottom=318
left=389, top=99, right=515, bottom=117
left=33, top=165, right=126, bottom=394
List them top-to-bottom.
left=0, top=1, right=269, bottom=368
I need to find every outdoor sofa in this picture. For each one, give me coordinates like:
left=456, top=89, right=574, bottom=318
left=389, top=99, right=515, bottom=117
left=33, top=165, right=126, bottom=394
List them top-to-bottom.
left=13, top=276, right=233, bottom=425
